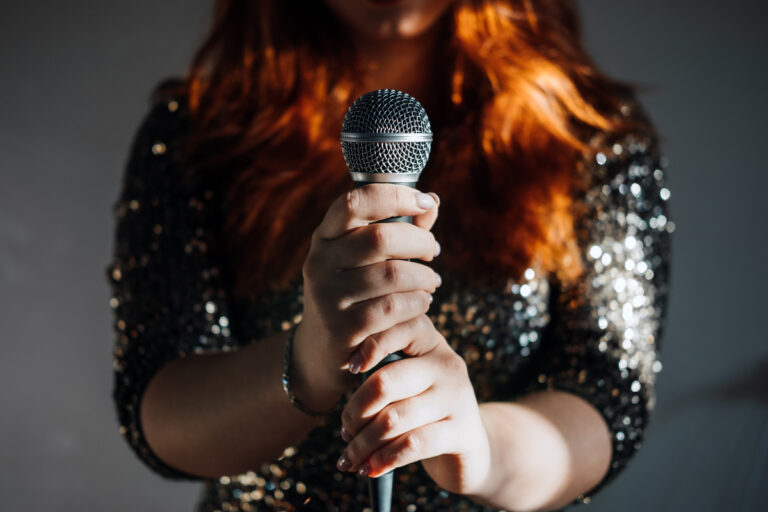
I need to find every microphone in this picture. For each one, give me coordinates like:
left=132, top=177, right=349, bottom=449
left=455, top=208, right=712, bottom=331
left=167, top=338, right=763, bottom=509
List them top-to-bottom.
left=340, top=89, right=433, bottom=512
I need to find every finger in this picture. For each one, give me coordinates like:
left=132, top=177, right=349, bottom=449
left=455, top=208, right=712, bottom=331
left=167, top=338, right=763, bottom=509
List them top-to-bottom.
left=316, top=184, right=438, bottom=240
left=411, top=192, right=439, bottom=232
left=328, top=222, right=439, bottom=269
left=337, top=260, right=442, bottom=308
left=342, top=290, right=432, bottom=348
left=348, top=315, right=440, bottom=375
left=341, top=353, right=441, bottom=435
left=339, top=387, right=448, bottom=472
left=358, top=419, right=456, bottom=478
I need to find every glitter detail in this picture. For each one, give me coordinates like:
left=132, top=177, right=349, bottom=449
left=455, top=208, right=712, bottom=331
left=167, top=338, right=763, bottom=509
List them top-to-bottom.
left=107, top=91, right=672, bottom=510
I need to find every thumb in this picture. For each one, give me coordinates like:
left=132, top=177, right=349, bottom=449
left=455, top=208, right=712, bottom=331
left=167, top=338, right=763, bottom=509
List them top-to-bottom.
left=412, top=192, right=439, bottom=231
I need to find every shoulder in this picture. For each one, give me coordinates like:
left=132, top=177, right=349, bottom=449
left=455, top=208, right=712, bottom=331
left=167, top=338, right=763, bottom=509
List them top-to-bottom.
left=130, top=77, right=188, bottom=157
left=112, top=78, right=225, bottom=264
left=120, top=78, right=192, bottom=197
left=584, top=89, right=665, bottom=179
left=575, top=90, right=670, bottom=217
left=569, top=91, right=674, bottom=298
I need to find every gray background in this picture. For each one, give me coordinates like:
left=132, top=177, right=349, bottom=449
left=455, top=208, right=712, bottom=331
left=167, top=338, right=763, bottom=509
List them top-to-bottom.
left=1, top=0, right=766, bottom=510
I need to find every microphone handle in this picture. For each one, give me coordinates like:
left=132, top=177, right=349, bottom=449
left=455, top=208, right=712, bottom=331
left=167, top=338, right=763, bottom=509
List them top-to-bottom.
left=353, top=179, right=417, bottom=512
left=362, top=351, right=403, bottom=512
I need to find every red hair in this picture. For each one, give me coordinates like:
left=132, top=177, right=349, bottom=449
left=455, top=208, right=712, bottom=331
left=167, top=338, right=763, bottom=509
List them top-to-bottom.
left=177, top=0, right=646, bottom=297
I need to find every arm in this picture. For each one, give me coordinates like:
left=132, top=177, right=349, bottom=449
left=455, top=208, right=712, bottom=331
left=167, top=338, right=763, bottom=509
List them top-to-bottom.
left=108, top=92, right=343, bottom=479
left=464, top=127, right=674, bottom=510
left=139, top=323, right=341, bottom=479
left=470, top=391, right=611, bottom=511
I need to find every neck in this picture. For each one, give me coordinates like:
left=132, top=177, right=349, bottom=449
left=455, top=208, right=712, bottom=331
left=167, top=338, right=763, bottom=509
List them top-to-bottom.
left=351, top=19, right=445, bottom=114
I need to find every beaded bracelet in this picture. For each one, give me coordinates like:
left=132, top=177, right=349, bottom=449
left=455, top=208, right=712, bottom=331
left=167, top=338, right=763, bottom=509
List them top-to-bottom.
left=281, top=323, right=337, bottom=418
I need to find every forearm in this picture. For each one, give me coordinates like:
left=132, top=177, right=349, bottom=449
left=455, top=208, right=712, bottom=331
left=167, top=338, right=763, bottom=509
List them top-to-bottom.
left=139, top=327, right=345, bottom=479
left=465, top=390, right=612, bottom=512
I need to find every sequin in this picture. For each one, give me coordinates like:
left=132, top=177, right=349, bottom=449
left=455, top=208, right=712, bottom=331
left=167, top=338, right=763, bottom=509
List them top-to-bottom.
left=107, top=90, right=672, bottom=511
left=151, top=142, right=166, bottom=155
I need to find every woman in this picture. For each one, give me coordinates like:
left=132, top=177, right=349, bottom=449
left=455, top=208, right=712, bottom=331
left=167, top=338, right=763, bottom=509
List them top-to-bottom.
left=107, top=0, right=673, bottom=510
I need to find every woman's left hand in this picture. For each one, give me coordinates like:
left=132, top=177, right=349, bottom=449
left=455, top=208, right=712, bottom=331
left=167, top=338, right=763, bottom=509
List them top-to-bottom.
left=335, top=318, right=493, bottom=495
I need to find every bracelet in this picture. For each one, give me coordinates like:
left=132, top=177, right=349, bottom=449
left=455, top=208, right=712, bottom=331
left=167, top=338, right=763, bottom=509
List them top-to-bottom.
left=281, top=323, right=336, bottom=418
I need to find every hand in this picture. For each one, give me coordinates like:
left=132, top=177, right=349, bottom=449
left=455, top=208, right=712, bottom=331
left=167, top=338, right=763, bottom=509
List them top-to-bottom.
left=293, top=184, right=442, bottom=413
left=335, top=322, right=493, bottom=496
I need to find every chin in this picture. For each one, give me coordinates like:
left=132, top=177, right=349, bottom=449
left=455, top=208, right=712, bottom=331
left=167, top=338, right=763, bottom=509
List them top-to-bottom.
left=324, top=0, right=455, bottom=40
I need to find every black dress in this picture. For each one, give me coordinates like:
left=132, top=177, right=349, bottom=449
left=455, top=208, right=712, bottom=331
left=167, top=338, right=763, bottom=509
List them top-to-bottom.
left=107, top=87, right=673, bottom=511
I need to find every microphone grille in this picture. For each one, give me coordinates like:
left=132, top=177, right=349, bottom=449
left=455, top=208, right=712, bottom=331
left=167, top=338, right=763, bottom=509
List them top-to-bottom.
left=341, top=89, right=432, bottom=175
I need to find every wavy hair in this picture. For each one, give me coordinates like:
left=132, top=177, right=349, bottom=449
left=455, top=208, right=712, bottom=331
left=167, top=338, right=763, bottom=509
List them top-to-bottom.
left=176, top=0, right=646, bottom=297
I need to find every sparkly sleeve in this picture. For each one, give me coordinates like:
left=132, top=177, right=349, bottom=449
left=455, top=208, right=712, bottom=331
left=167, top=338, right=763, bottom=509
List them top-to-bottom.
left=106, top=94, right=239, bottom=480
left=523, top=129, right=673, bottom=503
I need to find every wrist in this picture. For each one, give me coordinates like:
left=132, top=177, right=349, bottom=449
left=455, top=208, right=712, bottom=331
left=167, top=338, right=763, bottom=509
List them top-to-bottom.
left=288, top=322, right=350, bottom=413
left=464, top=403, right=509, bottom=502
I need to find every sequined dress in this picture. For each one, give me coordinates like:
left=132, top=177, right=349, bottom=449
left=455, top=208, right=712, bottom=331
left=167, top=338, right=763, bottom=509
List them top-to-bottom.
left=107, top=89, right=673, bottom=511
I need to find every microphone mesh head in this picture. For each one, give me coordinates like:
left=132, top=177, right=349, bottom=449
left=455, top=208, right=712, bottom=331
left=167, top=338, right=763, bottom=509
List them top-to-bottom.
left=341, top=89, right=432, bottom=175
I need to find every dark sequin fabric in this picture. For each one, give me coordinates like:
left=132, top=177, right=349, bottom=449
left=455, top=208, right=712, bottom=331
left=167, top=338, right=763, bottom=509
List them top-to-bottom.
left=107, top=90, right=673, bottom=511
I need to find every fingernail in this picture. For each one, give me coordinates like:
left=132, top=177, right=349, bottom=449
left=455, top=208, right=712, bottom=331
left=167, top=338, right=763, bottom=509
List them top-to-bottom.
left=416, top=192, right=436, bottom=209
left=429, top=192, right=440, bottom=206
left=434, top=241, right=441, bottom=257
left=434, top=272, right=442, bottom=287
left=428, top=294, right=434, bottom=303
left=348, top=352, right=363, bottom=374
left=341, top=425, right=352, bottom=442
left=337, top=453, right=352, bottom=471
left=358, top=461, right=371, bottom=476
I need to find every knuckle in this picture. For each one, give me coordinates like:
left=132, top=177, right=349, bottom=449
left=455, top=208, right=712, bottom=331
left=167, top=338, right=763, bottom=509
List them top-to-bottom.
left=393, top=184, right=406, bottom=208
left=344, top=189, right=361, bottom=217
left=369, top=224, right=390, bottom=253
left=426, top=230, right=437, bottom=254
left=383, top=260, right=400, bottom=285
left=420, top=265, right=436, bottom=286
left=420, top=290, right=432, bottom=309
left=408, top=291, right=429, bottom=314
left=382, top=293, right=403, bottom=316
left=381, top=294, right=397, bottom=317
left=408, top=294, right=421, bottom=312
left=418, top=313, right=433, bottom=331
left=401, top=318, right=422, bottom=352
left=362, top=332, right=383, bottom=362
left=443, top=350, right=467, bottom=374
left=372, top=370, right=391, bottom=398
left=342, top=407, right=354, bottom=427
left=382, top=407, right=400, bottom=433
left=402, top=432, right=423, bottom=457
left=344, top=445, right=359, bottom=464
left=384, top=445, right=399, bottom=464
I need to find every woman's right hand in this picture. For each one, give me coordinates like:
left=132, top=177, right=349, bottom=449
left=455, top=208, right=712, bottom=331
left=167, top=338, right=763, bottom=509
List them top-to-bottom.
left=291, top=184, right=442, bottom=414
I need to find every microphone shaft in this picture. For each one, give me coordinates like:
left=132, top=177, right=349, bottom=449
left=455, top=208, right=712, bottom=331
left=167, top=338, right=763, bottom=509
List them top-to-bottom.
left=352, top=180, right=416, bottom=512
